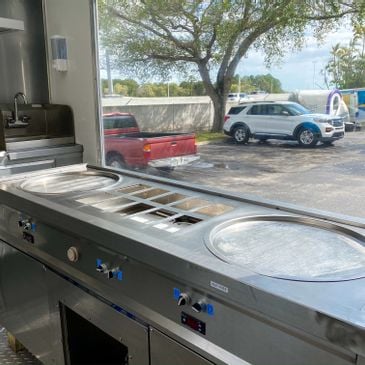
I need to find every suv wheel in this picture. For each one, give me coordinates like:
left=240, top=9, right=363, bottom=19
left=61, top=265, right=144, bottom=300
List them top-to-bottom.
left=233, top=125, right=249, bottom=144
left=297, top=128, right=318, bottom=147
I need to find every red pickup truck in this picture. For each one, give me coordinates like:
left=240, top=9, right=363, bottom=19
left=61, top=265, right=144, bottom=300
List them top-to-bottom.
left=103, top=112, right=199, bottom=170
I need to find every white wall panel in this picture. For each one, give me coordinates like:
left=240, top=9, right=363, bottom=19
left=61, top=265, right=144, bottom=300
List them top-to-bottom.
left=44, top=0, right=101, bottom=164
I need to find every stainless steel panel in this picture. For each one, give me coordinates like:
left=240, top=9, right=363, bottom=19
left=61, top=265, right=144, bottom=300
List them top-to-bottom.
left=0, top=0, right=49, bottom=103
left=0, top=16, right=24, bottom=32
left=6, top=137, right=76, bottom=151
left=6, top=143, right=82, bottom=161
left=0, top=159, right=55, bottom=175
left=0, top=165, right=364, bottom=365
left=0, top=205, right=354, bottom=365
left=206, top=215, right=365, bottom=281
left=0, top=240, right=62, bottom=365
left=45, top=269, right=150, bottom=365
left=150, top=328, right=215, bottom=365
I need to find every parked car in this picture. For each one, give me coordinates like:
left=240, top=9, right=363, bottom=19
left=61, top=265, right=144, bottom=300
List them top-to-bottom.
left=227, top=93, right=249, bottom=103
left=223, top=101, right=345, bottom=147
left=103, top=112, right=199, bottom=170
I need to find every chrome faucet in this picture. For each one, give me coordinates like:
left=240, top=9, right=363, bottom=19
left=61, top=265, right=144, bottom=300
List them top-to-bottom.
left=6, top=92, right=30, bottom=128
left=14, top=92, right=28, bottom=122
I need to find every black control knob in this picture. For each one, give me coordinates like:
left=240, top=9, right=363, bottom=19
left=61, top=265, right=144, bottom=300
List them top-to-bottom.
left=18, top=219, right=30, bottom=228
left=96, top=263, right=108, bottom=273
left=106, top=268, right=119, bottom=279
left=177, top=293, right=190, bottom=306
left=192, top=301, right=206, bottom=313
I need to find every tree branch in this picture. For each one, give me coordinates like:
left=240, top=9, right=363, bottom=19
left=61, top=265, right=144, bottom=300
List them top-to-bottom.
left=109, top=6, right=196, bottom=57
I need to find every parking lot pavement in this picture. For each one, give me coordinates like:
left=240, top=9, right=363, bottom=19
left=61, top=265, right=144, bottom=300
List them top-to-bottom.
left=169, top=131, right=365, bottom=219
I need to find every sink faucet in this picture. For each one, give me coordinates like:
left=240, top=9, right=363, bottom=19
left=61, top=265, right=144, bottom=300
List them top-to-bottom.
left=6, top=92, right=30, bottom=128
left=14, top=92, right=28, bottom=122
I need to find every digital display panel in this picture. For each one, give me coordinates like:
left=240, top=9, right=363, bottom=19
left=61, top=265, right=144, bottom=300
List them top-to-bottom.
left=181, top=312, right=206, bottom=335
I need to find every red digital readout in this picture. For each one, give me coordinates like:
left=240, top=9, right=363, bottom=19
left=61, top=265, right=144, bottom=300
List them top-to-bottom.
left=181, top=312, right=206, bottom=335
left=186, top=316, right=200, bottom=330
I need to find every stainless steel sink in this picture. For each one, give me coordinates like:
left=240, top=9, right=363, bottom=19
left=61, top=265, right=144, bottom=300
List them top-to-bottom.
left=205, top=215, right=365, bottom=281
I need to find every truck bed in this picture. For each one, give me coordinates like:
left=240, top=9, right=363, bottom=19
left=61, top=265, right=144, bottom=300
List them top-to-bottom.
left=104, top=131, right=197, bottom=168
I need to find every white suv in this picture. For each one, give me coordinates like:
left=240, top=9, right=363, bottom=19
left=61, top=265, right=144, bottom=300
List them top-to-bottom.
left=223, top=101, right=345, bottom=147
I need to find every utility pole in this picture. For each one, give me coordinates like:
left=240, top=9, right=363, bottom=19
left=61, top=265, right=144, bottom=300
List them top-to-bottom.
left=106, top=51, right=114, bottom=95
left=238, top=76, right=241, bottom=93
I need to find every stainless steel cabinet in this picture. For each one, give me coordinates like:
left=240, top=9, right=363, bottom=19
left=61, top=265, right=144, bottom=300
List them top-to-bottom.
left=0, top=240, right=63, bottom=364
left=0, top=240, right=215, bottom=365
left=45, top=269, right=150, bottom=365
left=150, top=328, right=215, bottom=365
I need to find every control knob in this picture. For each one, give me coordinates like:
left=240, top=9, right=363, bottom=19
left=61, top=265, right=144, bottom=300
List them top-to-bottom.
left=18, top=218, right=33, bottom=230
left=67, top=247, right=79, bottom=262
left=96, top=263, right=108, bottom=273
left=106, top=268, right=119, bottom=279
left=177, top=293, right=191, bottom=306
left=192, top=301, right=206, bottom=313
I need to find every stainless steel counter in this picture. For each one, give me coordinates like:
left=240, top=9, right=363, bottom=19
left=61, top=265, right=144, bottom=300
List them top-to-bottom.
left=0, top=164, right=364, bottom=365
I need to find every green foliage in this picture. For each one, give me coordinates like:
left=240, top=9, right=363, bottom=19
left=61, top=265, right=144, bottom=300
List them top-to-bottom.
left=98, top=0, right=364, bottom=131
left=324, top=24, right=365, bottom=89
left=101, top=74, right=282, bottom=96
left=231, top=74, right=283, bottom=93
left=100, top=79, right=207, bottom=97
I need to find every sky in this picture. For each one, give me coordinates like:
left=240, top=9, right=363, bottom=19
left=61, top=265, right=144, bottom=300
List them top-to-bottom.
left=238, top=27, right=354, bottom=92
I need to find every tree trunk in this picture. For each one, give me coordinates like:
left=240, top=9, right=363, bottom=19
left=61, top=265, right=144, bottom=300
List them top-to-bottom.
left=197, top=62, right=230, bottom=132
left=211, top=95, right=227, bottom=132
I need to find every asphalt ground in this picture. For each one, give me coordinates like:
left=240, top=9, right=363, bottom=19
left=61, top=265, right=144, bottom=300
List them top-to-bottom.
left=167, top=131, right=365, bottom=219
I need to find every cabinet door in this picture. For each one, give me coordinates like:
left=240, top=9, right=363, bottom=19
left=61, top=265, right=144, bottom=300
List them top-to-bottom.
left=0, top=240, right=63, bottom=365
left=46, top=270, right=149, bottom=365
left=150, top=328, right=215, bottom=365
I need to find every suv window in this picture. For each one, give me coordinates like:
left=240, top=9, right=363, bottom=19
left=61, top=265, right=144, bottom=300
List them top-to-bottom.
left=248, top=104, right=270, bottom=115
left=267, top=105, right=286, bottom=115
left=228, top=106, right=247, bottom=115
left=104, top=116, right=137, bottom=129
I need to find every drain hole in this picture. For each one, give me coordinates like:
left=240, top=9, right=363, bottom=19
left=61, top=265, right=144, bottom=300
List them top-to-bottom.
left=117, top=203, right=155, bottom=215
left=146, top=209, right=175, bottom=219
left=170, top=215, right=202, bottom=226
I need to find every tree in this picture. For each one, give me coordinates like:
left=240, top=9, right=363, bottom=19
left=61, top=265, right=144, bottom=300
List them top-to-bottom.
left=99, top=1, right=363, bottom=131
left=324, top=24, right=365, bottom=88
left=231, top=74, right=283, bottom=93
left=120, top=79, right=139, bottom=96
left=114, top=82, right=128, bottom=95
left=137, top=84, right=155, bottom=97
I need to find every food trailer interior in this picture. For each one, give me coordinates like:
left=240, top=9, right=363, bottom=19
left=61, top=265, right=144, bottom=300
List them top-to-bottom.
left=1, top=1, right=365, bottom=365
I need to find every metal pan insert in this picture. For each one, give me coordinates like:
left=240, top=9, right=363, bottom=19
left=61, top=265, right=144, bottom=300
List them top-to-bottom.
left=19, top=170, right=121, bottom=195
left=205, top=215, right=365, bottom=282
